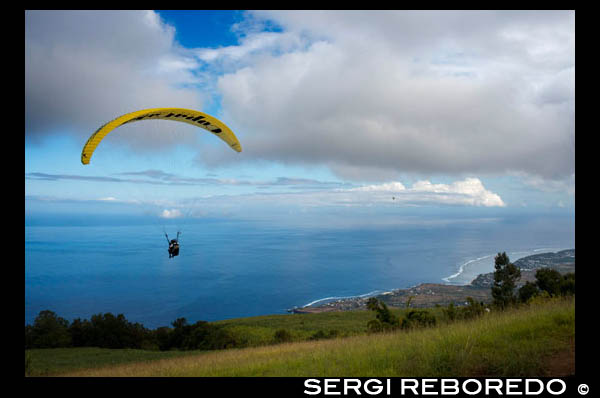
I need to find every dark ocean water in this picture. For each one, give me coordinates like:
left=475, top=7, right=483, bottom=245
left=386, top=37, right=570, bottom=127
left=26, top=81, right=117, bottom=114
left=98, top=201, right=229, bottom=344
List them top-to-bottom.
left=25, top=214, right=574, bottom=328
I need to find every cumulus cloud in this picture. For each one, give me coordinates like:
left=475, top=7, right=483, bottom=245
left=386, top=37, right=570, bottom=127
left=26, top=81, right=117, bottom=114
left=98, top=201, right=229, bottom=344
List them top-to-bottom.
left=25, top=10, right=206, bottom=151
left=25, top=10, right=575, bottom=191
left=202, top=10, right=574, bottom=183
left=347, top=177, right=505, bottom=207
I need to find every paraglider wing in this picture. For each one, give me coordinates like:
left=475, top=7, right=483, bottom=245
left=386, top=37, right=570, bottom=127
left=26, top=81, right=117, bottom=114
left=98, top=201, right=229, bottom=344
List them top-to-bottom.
left=81, top=108, right=242, bottom=164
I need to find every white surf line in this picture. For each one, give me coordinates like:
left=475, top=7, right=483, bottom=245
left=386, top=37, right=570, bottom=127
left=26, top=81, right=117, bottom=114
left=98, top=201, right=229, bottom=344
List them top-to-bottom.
left=442, top=247, right=570, bottom=283
left=442, top=254, right=494, bottom=283
left=302, top=290, right=385, bottom=308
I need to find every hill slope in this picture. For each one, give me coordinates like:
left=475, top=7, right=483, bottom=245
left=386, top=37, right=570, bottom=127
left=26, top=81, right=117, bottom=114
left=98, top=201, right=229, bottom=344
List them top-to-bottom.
left=56, top=297, right=574, bottom=377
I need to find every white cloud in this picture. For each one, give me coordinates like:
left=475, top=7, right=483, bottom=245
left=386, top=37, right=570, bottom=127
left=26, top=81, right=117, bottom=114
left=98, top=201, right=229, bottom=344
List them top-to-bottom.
left=25, top=10, right=205, bottom=151
left=25, top=10, right=575, bottom=195
left=201, top=11, right=574, bottom=183
left=195, top=31, right=303, bottom=63
left=348, top=177, right=505, bottom=207
left=351, top=181, right=407, bottom=193
left=160, top=208, right=184, bottom=219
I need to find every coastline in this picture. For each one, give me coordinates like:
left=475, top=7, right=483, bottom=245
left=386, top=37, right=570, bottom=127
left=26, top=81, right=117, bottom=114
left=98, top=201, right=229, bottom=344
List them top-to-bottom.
left=442, top=246, right=571, bottom=285
left=289, top=248, right=575, bottom=314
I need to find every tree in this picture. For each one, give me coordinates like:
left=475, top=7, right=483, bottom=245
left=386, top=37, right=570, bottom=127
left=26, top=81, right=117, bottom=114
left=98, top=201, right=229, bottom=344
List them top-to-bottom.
left=491, top=252, right=521, bottom=309
left=535, top=268, right=563, bottom=297
left=533, top=269, right=575, bottom=297
left=518, top=281, right=539, bottom=303
left=366, top=297, right=399, bottom=331
left=401, top=309, right=436, bottom=329
left=29, top=310, right=72, bottom=348
left=87, top=312, right=140, bottom=349
left=169, top=317, right=190, bottom=349
left=68, top=318, right=93, bottom=347
left=182, top=321, right=211, bottom=350
left=154, top=327, right=172, bottom=351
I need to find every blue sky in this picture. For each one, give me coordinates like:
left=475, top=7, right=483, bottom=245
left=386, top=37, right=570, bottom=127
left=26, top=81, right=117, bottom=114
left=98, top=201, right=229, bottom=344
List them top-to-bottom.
left=25, top=10, right=575, bottom=225
left=157, top=10, right=244, bottom=48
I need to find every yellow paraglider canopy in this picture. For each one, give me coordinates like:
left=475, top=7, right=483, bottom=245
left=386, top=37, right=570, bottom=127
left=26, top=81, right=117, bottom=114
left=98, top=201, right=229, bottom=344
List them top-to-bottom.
left=81, top=108, right=242, bottom=164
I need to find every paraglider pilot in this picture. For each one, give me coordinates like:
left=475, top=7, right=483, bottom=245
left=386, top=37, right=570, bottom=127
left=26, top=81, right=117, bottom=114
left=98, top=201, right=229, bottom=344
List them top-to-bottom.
left=165, top=231, right=180, bottom=258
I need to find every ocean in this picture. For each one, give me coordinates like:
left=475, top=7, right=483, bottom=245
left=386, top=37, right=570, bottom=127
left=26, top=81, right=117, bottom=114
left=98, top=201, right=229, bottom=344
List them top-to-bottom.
left=25, top=213, right=574, bottom=329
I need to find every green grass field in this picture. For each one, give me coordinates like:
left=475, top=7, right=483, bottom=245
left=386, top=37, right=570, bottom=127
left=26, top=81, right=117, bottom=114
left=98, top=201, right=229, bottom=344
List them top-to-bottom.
left=26, top=296, right=574, bottom=377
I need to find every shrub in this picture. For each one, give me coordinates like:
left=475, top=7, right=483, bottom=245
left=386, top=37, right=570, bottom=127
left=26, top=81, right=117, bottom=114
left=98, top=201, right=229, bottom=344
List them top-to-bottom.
left=535, top=268, right=563, bottom=297
left=535, top=269, right=575, bottom=297
left=560, top=272, right=575, bottom=296
left=518, top=281, right=539, bottom=303
left=366, top=297, right=399, bottom=330
left=460, top=297, right=485, bottom=320
left=443, top=302, right=457, bottom=322
left=401, top=309, right=436, bottom=329
left=367, top=319, right=384, bottom=333
left=274, top=329, right=293, bottom=343
left=310, top=329, right=339, bottom=340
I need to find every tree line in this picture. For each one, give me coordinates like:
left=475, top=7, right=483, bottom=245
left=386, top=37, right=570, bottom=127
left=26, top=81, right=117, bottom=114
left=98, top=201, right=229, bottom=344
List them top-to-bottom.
left=25, top=312, right=240, bottom=351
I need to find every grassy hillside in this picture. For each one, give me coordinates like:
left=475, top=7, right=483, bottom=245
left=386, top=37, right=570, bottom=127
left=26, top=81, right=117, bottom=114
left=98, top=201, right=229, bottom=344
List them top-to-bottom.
left=28, top=296, right=574, bottom=377
left=213, top=307, right=411, bottom=345
left=25, top=347, right=199, bottom=376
